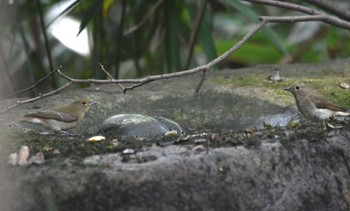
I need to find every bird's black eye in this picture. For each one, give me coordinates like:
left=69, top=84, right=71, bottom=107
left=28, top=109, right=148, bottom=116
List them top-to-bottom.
left=295, top=85, right=300, bottom=90
left=81, top=101, right=87, bottom=106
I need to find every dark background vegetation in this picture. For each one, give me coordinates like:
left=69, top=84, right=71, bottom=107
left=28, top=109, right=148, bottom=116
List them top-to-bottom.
left=0, top=0, right=349, bottom=98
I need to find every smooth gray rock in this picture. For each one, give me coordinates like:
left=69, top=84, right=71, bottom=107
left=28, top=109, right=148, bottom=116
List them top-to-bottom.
left=97, top=114, right=184, bottom=138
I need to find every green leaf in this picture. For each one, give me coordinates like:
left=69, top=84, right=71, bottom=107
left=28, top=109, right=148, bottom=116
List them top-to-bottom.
left=46, top=0, right=82, bottom=28
left=77, top=0, right=104, bottom=37
left=213, top=39, right=282, bottom=64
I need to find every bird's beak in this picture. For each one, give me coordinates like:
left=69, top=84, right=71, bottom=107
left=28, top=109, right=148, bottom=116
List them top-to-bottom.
left=283, top=87, right=291, bottom=91
left=89, top=101, right=98, bottom=106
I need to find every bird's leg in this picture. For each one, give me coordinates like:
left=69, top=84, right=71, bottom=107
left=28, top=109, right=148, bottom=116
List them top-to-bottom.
left=324, top=120, right=342, bottom=130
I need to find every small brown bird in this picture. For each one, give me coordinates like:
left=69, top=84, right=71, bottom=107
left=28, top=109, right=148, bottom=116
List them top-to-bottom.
left=284, top=84, right=350, bottom=122
left=21, top=98, right=96, bottom=131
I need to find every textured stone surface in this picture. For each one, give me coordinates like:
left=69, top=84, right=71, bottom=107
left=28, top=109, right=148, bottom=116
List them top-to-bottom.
left=15, top=129, right=350, bottom=211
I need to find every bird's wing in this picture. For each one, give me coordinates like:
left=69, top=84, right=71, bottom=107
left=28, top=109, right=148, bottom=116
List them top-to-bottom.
left=310, top=94, right=346, bottom=112
left=24, top=110, right=78, bottom=122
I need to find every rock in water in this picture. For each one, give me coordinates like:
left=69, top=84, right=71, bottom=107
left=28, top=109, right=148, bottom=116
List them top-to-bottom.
left=97, top=114, right=183, bottom=139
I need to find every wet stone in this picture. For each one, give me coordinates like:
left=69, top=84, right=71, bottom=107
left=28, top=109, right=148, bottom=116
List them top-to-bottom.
left=97, top=114, right=184, bottom=139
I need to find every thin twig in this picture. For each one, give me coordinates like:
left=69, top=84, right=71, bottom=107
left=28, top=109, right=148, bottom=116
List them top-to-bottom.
left=123, top=0, right=163, bottom=36
left=246, top=0, right=322, bottom=15
left=247, top=0, right=350, bottom=29
left=303, top=0, right=350, bottom=22
left=259, top=14, right=326, bottom=22
left=99, top=63, right=126, bottom=91
left=0, top=66, right=62, bottom=100
left=195, top=68, right=207, bottom=96
left=56, top=69, right=74, bottom=81
left=123, top=79, right=155, bottom=93
left=0, top=81, right=73, bottom=114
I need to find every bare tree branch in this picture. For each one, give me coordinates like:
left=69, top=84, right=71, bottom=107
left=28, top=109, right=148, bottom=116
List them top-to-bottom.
left=246, top=0, right=350, bottom=29
left=246, top=0, right=322, bottom=15
left=303, top=0, right=350, bottom=22
left=259, top=14, right=327, bottom=22
left=0, top=21, right=266, bottom=114
left=99, top=63, right=126, bottom=92
left=0, top=65, right=62, bottom=100
left=195, top=69, right=208, bottom=96
left=123, top=79, right=155, bottom=92
left=1, top=81, right=73, bottom=115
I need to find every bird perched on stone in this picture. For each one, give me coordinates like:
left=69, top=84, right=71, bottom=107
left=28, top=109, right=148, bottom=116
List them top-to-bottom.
left=284, top=84, right=350, bottom=122
left=20, top=98, right=96, bottom=131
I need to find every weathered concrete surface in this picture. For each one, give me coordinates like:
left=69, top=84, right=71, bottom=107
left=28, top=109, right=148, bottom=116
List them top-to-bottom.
left=1, top=59, right=350, bottom=210
left=12, top=128, right=350, bottom=211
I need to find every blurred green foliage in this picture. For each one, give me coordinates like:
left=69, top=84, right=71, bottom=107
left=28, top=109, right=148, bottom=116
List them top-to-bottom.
left=0, top=0, right=349, bottom=97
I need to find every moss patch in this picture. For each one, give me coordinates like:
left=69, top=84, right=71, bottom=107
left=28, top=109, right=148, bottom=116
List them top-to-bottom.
left=214, top=73, right=350, bottom=109
left=18, top=132, right=159, bottom=161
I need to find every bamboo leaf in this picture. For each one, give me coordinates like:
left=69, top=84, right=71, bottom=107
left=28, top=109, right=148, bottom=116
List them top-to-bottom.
left=46, top=0, right=82, bottom=28
left=77, top=0, right=104, bottom=37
